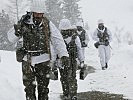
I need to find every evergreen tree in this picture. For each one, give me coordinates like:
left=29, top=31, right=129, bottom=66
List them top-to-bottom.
left=7, top=0, right=31, bottom=23
left=45, top=0, right=63, bottom=27
left=63, top=0, right=81, bottom=24
left=0, top=10, right=14, bottom=50
left=84, top=22, right=90, bottom=30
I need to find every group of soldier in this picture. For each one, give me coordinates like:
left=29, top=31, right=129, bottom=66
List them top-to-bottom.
left=7, top=0, right=112, bottom=100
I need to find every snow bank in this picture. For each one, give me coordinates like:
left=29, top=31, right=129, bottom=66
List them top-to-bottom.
left=0, top=44, right=133, bottom=100
left=78, top=44, right=133, bottom=99
left=0, top=50, right=25, bottom=100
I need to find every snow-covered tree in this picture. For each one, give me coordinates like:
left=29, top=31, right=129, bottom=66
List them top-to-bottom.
left=7, top=0, right=31, bottom=23
left=45, top=0, right=63, bottom=27
left=62, top=0, right=81, bottom=24
left=0, top=10, right=14, bottom=50
left=84, top=22, right=90, bottom=30
left=112, top=26, right=124, bottom=45
left=123, top=31, right=133, bottom=45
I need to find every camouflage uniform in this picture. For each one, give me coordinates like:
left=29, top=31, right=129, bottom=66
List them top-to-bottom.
left=12, top=12, right=69, bottom=100
left=15, top=12, right=51, bottom=100
left=59, top=29, right=78, bottom=100
left=22, top=61, right=50, bottom=100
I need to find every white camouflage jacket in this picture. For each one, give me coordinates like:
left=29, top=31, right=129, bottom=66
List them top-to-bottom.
left=7, top=21, right=69, bottom=66
left=92, top=27, right=112, bottom=42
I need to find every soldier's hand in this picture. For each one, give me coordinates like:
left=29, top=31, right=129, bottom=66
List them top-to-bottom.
left=14, top=24, right=22, bottom=37
left=105, top=40, right=109, bottom=46
left=82, top=41, right=87, bottom=47
left=94, top=42, right=100, bottom=48
left=61, top=56, right=70, bottom=68
left=80, top=61, right=84, bottom=68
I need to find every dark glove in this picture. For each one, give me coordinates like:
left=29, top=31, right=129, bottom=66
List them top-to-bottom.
left=14, top=24, right=22, bottom=37
left=105, top=40, right=109, bottom=46
left=82, top=41, right=87, bottom=47
left=94, top=42, right=100, bottom=48
left=16, top=47, right=26, bottom=62
left=61, top=56, right=70, bottom=68
left=80, top=61, right=84, bottom=68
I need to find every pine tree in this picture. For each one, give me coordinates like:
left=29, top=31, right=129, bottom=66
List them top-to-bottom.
left=7, top=0, right=31, bottom=23
left=45, top=0, right=63, bottom=27
left=63, top=0, right=81, bottom=24
left=0, top=10, right=13, bottom=50
left=84, top=22, right=89, bottom=30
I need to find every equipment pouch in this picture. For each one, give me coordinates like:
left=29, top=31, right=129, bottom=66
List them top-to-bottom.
left=16, top=47, right=26, bottom=62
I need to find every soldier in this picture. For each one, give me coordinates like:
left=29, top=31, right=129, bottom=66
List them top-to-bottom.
left=7, top=0, right=69, bottom=100
left=59, top=19, right=84, bottom=100
left=93, top=19, right=112, bottom=70
left=76, top=21, right=89, bottom=61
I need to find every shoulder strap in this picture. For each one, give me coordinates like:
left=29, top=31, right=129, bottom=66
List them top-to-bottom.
left=42, top=17, right=51, bottom=60
left=104, top=27, right=109, bottom=36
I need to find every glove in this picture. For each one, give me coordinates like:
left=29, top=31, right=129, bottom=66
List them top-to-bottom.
left=14, top=24, right=22, bottom=37
left=105, top=40, right=109, bottom=46
left=82, top=41, right=87, bottom=47
left=94, top=42, right=100, bottom=48
left=16, top=47, right=26, bottom=62
left=61, top=56, right=70, bottom=68
left=80, top=61, right=84, bottom=68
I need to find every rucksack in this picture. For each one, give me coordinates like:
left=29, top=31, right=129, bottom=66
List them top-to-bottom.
left=97, top=27, right=109, bottom=43
left=61, top=29, right=78, bottom=59
left=78, top=29, right=87, bottom=47
left=15, top=39, right=25, bottom=62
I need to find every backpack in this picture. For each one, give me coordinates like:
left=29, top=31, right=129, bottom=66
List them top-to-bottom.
left=97, top=27, right=109, bottom=43
left=61, top=29, right=78, bottom=59
left=78, top=29, right=87, bottom=47
left=16, top=47, right=26, bottom=62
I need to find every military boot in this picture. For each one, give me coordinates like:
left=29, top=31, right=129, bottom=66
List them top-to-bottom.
left=105, top=63, right=108, bottom=68
left=102, top=66, right=106, bottom=70
left=63, top=95, right=71, bottom=100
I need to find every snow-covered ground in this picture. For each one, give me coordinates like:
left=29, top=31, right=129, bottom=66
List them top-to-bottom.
left=0, top=0, right=133, bottom=99
left=0, top=42, right=133, bottom=100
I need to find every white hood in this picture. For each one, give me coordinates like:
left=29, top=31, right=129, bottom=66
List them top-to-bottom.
left=30, top=0, right=45, bottom=13
left=59, top=19, right=72, bottom=30
left=97, top=19, right=104, bottom=24
left=76, top=21, right=83, bottom=27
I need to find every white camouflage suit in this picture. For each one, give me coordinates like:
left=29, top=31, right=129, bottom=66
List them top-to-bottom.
left=76, top=22, right=90, bottom=60
left=93, top=25, right=112, bottom=68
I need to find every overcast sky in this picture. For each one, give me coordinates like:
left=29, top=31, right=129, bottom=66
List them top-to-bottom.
left=1, top=0, right=133, bottom=31
left=79, top=0, right=133, bottom=31
left=0, top=1, right=8, bottom=10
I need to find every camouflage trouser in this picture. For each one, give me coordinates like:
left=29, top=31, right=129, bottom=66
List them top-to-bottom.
left=59, top=58, right=77, bottom=99
left=22, top=61, right=50, bottom=100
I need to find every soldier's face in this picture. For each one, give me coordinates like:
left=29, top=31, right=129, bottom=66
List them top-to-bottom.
left=33, top=12, right=44, bottom=25
left=33, top=17, right=42, bottom=25
left=98, top=23, right=104, bottom=30
left=77, top=26, right=82, bottom=31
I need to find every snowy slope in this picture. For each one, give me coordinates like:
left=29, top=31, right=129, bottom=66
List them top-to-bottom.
left=0, top=0, right=133, bottom=100
left=0, top=43, right=133, bottom=100
left=78, top=43, right=133, bottom=99
left=0, top=51, right=25, bottom=100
